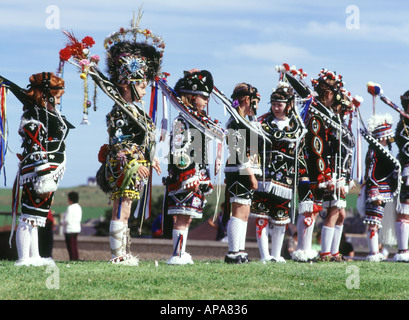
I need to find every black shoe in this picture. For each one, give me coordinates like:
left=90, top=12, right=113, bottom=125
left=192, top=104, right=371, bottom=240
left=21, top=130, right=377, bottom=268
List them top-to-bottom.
left=239, top=252, right=251, bottom=263
left=224, top=253, right=242, bottom=264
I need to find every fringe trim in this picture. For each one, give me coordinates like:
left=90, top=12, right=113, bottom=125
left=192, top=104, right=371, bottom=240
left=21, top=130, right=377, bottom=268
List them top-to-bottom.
left=258, top=181, right=292, bottom=199
left=230, top=197, right=252, bottom=205
left=323, top=198, right=347, bottom=209
left=298, top=201, right=314, bottom=214
left=167, top=208, right=203, bottom=219
left=19, top=214, right=47, bottom=228
left=272, top=217, right=291, bottom=225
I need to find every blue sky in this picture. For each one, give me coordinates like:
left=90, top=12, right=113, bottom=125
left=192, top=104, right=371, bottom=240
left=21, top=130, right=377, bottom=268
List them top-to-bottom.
left=1, top=0, right=409, bottom=188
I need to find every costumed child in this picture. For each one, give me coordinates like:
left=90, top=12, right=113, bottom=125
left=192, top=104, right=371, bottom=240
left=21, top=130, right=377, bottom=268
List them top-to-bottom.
left=94, top=26, right=163, bottom=265
left=164, top=69, right=215, bottom=265
left=291, top=69, right=343, bottom=262
left=2, top=72, right=73, bottom=266
left=252, top=82, right=313, bottom=263
left=224, top=83, right=261, bottom=264
left=320, top=88, right=357, bottom=262
left=393, top=91, right=409, bottom=262
left=360, top=113, right=400, bottom=261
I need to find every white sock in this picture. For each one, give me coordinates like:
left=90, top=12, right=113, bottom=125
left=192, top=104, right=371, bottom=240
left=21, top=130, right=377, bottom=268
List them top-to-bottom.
left=296, top=215, right=315, bottom=251
left=227, top=216, right=242, bottom=253
left=239, top=219, right=248, bottom=252
left=304, top=219, right=316, bottom=252
left=109, top=220, right=125, bottom=259
left=16, top=221, right=32, bottom=261
left=396, top=221, right=409, bottom=251
left=270, top=224, right=286, bottom=259
left=331, top=225, right=343, bottom=256
left=30, top=226, right=41, bottom=259
left=256, top=226, right=270, bottom=260
left=320, top=226, right=335, bottom=256
left=172, top=228, right=188, bottom=256
left=367, top=228, right=379, bottom=255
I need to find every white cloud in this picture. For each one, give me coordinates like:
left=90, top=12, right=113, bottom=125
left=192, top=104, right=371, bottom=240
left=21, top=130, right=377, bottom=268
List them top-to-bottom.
left=230, top=41, right=314, bottom=64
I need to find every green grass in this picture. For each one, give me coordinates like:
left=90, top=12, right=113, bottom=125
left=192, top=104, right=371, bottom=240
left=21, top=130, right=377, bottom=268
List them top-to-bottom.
left=0, top=259, right=408, bottom=300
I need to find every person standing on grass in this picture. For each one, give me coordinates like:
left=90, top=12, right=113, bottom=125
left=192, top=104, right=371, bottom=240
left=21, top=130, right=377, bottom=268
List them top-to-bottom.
left=92, top=24, right=163, bottom=265
left=164, top=69, right=216, bottom=265
left=292, top=69, right=344, bottom=262
left=1, top=72, right=73, bottom=267
left=252, top=82, right=313, bottom=263
left=224, top=83, right=261, bottom=264
left=320, top=88, right=356, bottom=262
left=360, top=113, right=400, bottom=261
left=61, top=191, right=82, bottom=261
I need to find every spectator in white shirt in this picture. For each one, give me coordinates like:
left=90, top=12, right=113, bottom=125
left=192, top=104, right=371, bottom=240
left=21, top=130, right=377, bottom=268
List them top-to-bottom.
left=61, top=191, right=82, bottom=260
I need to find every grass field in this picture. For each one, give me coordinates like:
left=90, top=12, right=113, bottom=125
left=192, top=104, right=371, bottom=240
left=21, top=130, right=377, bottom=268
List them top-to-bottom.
left=1, top=259, right=409, bottom=301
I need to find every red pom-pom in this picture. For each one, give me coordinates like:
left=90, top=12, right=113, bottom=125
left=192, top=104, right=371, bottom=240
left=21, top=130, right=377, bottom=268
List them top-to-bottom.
left=82, top=36, right=95, bottom=48
left=59, top=47, right=72, bottom=61
left=98, top=144, right=109, bottom=163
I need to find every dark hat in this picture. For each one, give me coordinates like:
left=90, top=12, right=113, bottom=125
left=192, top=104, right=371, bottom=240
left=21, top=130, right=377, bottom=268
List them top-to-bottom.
left=175, top=70, right=214, bottom=97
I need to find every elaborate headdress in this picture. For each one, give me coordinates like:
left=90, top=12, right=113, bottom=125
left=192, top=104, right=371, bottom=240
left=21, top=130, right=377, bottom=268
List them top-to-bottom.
left=104, top=10, right=164, bottom=84
left=311, top=68, right=345, bottom=106
left=311, top=68, right=344, bottom=91
left=175, top=70, right=214, bottom=97
left=270, top=81, right=294, bottom=104
left=368, top=113, right=394, bottom=141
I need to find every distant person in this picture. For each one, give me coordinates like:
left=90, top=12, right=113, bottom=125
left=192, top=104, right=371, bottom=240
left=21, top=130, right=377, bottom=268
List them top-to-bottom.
left=61, top=191, right=82, bottom=261
left=207, top=202, right=227, bottom=241
left=151, top=214, right=162, bottom=238
left=282, top=231, right=298, bottom=260
left=339, top=232, right=354, bottom=261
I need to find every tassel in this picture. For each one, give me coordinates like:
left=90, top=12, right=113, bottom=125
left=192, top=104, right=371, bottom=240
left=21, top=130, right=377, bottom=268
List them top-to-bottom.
left=93, top=80, right=98, bottom=112
left=149, top=82, right=158, bottom=123
left=0, top=84, right=8, bottom=184
left=160, top=93, right=168, bottom=142
left=356, top=117, right=363, bottom=184
left=9, top=169, right=21, bottom=247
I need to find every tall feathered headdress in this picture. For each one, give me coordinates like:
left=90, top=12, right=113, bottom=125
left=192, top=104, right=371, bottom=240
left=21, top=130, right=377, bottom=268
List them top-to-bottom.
left=104, top=9, right=165, bottom=84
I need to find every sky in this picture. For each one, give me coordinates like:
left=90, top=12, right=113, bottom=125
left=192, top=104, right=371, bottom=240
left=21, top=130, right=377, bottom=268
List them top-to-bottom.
left=0, top=0, right=409, bottom=189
